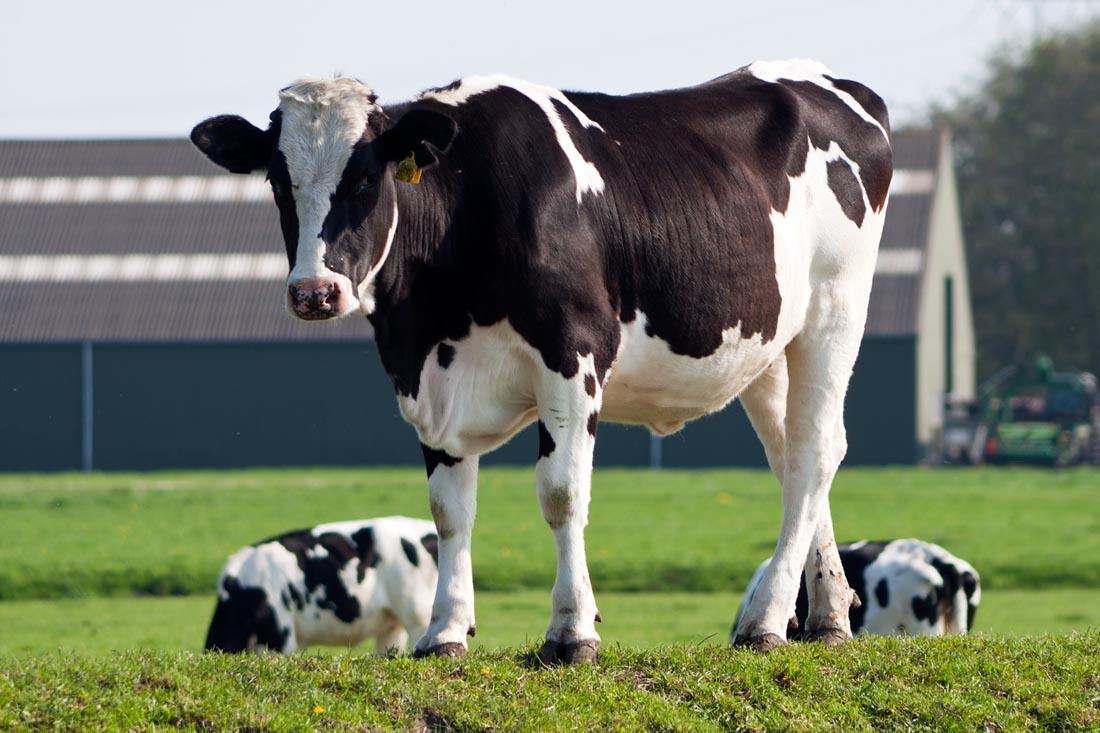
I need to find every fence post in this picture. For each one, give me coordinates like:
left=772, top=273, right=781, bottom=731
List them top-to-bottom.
left=81, top=341, right=93, bottom=472
left=649, top=433, right=662, bottom=470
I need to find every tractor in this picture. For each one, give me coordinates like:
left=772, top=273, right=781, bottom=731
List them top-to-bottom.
left=938, top=356, right=1100, bottom=466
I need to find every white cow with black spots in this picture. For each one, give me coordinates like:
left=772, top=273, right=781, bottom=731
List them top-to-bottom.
left=192, top=58, right=894, bottom=661
left=204, top=517, right=439, bottom=654
left=737, top=539, right=982, bottom=637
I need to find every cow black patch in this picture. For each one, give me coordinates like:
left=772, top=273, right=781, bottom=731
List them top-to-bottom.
left=777, top=79, right=892, bottom=211
left=826, top=159, right=866, bottom=226
left=436, top=342, right=455, bottom=369
left=583, top=373, right=596, bottom=397
left=587, top=411, right=599, bottom=437
left=537, top=420, right=556, bottom=458
left=421, top=443, right=461, bottom=479
left=350, top=527, right=382, bottom=581
left=269, top=530, right=365, bottom=624
left=420, top=532, right=439, bottom=565
left=400, top=537, right=420, bottom=566
left=838, top=541, right=887, bottom=633
left=930, top=557, right=962, bottom=625
left=961, top=571, right=979, bottom=629
left=204, top=577, right=289, bottom=653
left=874, top=578, right=889, bottom=608
left=286, top=582, right=305, bottom=611
left=911, top=588, right=941, bottom=625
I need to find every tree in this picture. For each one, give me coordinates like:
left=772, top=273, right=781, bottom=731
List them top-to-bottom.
left=935, top=21, right=1100, bottom=379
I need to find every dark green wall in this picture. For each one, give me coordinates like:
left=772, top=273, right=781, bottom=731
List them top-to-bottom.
left=0, top=337, right=916, bottom=471
left=844, top=337, right=919, bottom=465
left=0, top=345, right=84, bottom=471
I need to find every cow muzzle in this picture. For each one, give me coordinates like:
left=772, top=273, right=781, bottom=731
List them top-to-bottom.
left=286, top=277, right=355, bottom=321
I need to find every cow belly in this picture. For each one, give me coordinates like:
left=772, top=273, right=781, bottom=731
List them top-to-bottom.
left=601, top=313, right=783, bottom=435
left=296, top=605, right=393, bottom=647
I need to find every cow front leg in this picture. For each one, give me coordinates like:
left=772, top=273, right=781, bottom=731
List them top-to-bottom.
left=535, top=359, right=602, bottom=665
left=412, top=446, right=478, bottom=659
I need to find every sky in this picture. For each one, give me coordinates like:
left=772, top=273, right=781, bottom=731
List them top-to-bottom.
left=0, top=0, right=1097, bottom=138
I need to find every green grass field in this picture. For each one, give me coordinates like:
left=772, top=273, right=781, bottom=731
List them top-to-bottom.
left=1, top=466, right=1097, bottom=600
left=2, top=466, right=1097, bottom=729
left=1, top=589, right=1097, bottom=656
left=2, top=635, right=1097, bottom=731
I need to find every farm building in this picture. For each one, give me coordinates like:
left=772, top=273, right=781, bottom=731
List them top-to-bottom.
left=0, top=128, right=972, bottom=471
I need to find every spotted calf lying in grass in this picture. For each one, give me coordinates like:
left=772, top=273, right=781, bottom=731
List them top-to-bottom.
left=205, top=517, right=438, bottom=654
left=737, top=539, right=981, bottom=638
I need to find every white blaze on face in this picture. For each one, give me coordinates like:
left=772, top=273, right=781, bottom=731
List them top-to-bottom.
left=278, top=77, right=380, bottom=312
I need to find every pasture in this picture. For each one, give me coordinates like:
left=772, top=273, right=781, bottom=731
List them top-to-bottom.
left=1, top=466, right=1098, bottom=729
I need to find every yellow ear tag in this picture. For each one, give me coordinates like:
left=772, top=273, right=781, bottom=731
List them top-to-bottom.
left=395, top=152, right=422, bottom=185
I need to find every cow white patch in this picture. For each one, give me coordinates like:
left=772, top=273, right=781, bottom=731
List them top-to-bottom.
left=747, top=59, right=888, bottom=141
left=420, top=74, right=605, bottom=203
left=279, top=78, right=378, bottom=315
left=358, top=201, right=399, bottom=315
left=602, top=313, right=779, bottom=436
left=399, top=320, right=541, bottom=457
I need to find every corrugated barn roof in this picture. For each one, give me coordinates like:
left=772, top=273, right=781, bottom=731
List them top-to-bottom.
left=0, top=129, right=944, bottom=343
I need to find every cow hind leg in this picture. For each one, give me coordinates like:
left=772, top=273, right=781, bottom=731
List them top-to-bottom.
left=734, top=281, right=868, bottom=651
left=738, top=355, right=856, bottom=644
left=535, top=358, right=602, bottom=665
left=413, top=451, right=479, bottom=659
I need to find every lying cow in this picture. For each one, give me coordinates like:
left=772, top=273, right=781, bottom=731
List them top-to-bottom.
left=192, top=59, right=893, bottom=660
left=204, top=517, right=439, bottom=654
left=736, top=539, right=981, bottom=637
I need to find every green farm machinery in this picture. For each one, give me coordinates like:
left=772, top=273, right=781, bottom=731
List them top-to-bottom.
left=938, top=356, right=1100, bottom=466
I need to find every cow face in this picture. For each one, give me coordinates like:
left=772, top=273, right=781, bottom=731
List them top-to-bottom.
left=191, top=77, right=456, bottom=320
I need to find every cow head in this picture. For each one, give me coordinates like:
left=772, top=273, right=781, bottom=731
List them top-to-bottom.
left=191, top=77, right=456, bottom=320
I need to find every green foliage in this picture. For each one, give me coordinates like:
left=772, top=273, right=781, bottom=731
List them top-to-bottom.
left=935, top=21, right=1100, bottom=378
left=1, top=467, right=1097, bottom=600
left=1, top=635, right=1097, bottom=731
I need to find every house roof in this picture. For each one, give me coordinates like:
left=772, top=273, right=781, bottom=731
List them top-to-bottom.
left=865, top=128, right=943, bottom=336
left=0, top=129, right=946, bottom=343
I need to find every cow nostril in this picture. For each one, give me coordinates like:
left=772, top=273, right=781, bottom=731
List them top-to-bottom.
left=289, top=280, right=341, bottom=315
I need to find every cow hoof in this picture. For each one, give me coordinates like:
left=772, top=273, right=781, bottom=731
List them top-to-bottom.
left=805, top=628, right=852, bottom=646
left=733, top=632, right=786, bottom=653
left=538, top=638, right=600, bottom=665
left=412, top=642, right=467, bottom=659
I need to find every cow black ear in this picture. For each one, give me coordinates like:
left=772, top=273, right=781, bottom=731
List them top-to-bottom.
left=378, top=109, right=457, bottom=169
left=190, top=115, right=275, bottom=174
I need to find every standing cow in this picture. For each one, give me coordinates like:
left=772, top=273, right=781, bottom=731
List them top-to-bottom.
left=191, top=59, right=892, bottom=662
left=736, top=539, right=982, bottom=637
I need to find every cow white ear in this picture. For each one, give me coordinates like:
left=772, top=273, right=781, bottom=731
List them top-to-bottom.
left=378, top=109, right=457, bottom=169
left=191, top=115, right=275, bottom=174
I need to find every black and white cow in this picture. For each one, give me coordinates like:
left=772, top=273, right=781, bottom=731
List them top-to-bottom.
left=191, top=59, right=892, bottom=662
left=205, top=517, right=438, bottom=654
left=736, top=539, right=982, bottom=638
